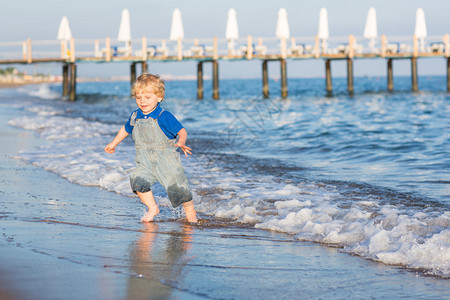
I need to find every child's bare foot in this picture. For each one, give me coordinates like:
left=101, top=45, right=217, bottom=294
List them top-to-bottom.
left=183, top=201, right=197, bottom=223
left=141, top=206, right=160, bottom=222
left=185, top=210, right=197, bottom=223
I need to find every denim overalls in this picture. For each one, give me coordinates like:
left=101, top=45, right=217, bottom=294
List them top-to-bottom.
left=129, top=110, right=193, bottom=207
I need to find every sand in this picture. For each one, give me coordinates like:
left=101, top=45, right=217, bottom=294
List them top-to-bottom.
left=0, top=77, right=57, bottom=89
left=0, top=102, right=449, bottom=300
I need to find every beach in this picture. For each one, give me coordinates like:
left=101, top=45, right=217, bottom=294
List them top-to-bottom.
left=0, top=72, right=58, bottom=88
left=0, top=80, right=449, bottom=299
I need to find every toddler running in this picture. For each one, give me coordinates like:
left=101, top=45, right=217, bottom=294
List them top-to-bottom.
left=105, top=73, right=197, bottom=223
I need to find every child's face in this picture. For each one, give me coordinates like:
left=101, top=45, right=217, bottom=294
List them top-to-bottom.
left=135, top=89, right=161, bottom=114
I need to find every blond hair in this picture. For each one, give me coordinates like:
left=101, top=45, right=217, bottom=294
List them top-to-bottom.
left=131, top=73, right=165, bottom=100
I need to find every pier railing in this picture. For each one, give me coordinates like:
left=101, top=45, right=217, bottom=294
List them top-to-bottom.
left=0, top=34, right=448, bottom=64
left=0, top=34, right=449, bottom=100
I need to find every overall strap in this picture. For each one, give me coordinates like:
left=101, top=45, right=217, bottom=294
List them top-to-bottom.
left=156, top=108, right=165, bottom=120
left=130, top=111, right=138, bottom=126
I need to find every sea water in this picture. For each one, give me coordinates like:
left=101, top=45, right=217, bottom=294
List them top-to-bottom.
left=1, top=75, right=449, bottom=279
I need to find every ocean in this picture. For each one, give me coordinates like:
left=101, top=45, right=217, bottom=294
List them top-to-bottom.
left=1, top=75, right=449, bottom=282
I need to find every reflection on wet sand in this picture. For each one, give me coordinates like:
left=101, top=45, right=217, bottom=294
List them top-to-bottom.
left=126, top=222, right=194, bottom=300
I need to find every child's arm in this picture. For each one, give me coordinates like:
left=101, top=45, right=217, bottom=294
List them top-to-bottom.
left=105, top=126, right=129, bottom=154
left=174, top=128, right=192, bottom=157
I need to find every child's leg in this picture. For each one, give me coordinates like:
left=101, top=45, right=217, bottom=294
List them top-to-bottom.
left=137, top=191, right=160, bottom=222
left=182, top=200, right=197, bottom=223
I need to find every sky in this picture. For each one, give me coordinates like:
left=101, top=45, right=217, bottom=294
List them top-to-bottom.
left=0, top=0, right=449, bottom=79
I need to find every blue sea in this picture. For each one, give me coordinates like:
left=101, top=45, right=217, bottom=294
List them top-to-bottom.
left=1, top=75, right=449, bottom=280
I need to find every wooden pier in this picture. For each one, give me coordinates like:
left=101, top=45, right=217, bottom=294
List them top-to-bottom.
left=0, top=34, right=449, bottom=100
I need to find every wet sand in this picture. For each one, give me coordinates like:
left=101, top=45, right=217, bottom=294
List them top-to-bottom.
left=0, top=105, right=449, bottom=299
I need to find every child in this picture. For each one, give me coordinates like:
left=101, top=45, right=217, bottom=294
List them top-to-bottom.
left=105, top=73, right=197, bottom=223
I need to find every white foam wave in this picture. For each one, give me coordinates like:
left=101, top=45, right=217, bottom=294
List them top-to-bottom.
left=21, top=84, right=60, bottom=100
left=8, top=104, right=450, bottom=278
left=183, top=156, right=450, bottom=277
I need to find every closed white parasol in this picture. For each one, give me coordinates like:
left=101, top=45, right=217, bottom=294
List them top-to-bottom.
left=363, top=7, right=377, bottom=50
left=170, top=8, right=184, bottom=41
left=226, top=8, right=239, bottom=55
left=276, top=8, right=290, bottom=39
left=318, top=8, right=329, bottom=52
left=415, top=8, right=427, bottom=52
left=118, top=9, right=131, bottom=43
left=57, top=16, right=72, bottom=41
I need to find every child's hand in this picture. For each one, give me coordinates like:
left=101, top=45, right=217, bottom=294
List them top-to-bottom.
left=104, top=126, right=128, bottom=154
left=174, top=142, right=192, bottom=157
left=104, top=144, right=116, bottom=154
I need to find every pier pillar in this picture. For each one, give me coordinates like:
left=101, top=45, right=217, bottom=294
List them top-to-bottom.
left=411, top=57, right=418, bottom=92
left=447, top=57, right=450, bottom=92
left=347, top=58, right=354, bottom=94
left=280, top=59, right=288, bottom=98
left=387, top=59, right=394, bottom=92
left=212, top=60, right=219, bottom=100
left=262, top=60, right=269, bottom=98
left=325, top=60, right=332, bottom=95
left=141, top=61, right=148, bottom=73
left=197, top=62, right=204, bottom=100
left=62, top=63, right=69, bottom=97
left=69, top=63, right=77, bottom=101
left=130, top=63, right=137, bottom=88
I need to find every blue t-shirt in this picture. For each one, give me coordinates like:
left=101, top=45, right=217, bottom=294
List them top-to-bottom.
left=124, top=104, right=184, bottom=139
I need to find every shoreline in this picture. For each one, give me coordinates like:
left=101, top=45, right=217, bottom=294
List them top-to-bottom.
left=0, top=79, right=57, bottom=89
